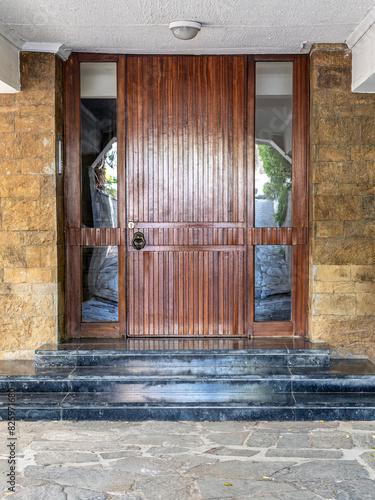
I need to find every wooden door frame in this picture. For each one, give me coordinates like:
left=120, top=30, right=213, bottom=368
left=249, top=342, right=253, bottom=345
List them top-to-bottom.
left=64, top=53, right=309, bottom=339
left=64, top=53, right=127, bottom=338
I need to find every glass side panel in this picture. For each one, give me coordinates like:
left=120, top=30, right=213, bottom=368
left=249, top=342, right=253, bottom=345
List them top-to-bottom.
left=80, top=62, right=117, bottom=228
left=255, top=62, right=293, bottom=228
left=255, top=245, right=292, bottom=321
left=82, top=246, right=118, bottom=322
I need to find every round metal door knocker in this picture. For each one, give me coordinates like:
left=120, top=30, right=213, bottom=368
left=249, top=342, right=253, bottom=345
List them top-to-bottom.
left=132, top=231, right=146, bottom=250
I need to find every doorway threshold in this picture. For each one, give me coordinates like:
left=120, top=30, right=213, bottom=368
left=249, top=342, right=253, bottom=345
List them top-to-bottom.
left=38, top=337, right=329, bottom=352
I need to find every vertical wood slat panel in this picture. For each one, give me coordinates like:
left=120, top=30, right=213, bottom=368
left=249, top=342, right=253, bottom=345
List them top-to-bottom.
left=126, top=56, right=248, bottom=337
left=126, top=56, right=246, bottom=224
left=129, top=251, right=246, bottom=336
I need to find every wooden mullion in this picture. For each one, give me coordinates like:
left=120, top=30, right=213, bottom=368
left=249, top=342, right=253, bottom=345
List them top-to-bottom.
left=64, top=53, right=81, bottom=339
left=64, top=53, right=80, bottom=230
left=78, top=53, right=120, bottom=62
left=117, top=55, right=127, bottom=338
left=254, top=55, right=295, bottom=62
left=292, top=55, right=309, bottom=228
left=292, top=245, right=308, bottom=336
left=65, top=246, right=81, bottom=338
left=253, top=322, right=293, bottom=336
left=81, top=323, right=120, bottom=337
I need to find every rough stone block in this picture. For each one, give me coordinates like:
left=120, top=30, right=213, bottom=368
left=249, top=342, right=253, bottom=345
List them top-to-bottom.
left=310, top=46, right=351, bottom=67
left=20, top=52, right=56, bottom=89
left=316, top=66, right=351, bottom=90
left=16, top=88, right=55, bottom=107
left=0, top=95, right=16, bottom=106
left=353, top=106, right=375, bottom=117
left=0, top=113, right=15, bottom=133
left=15, top=115, right=55, bottom=133
left=313, top=117, right=361, bottom=145
left=360, top=117, right=375, bottom=144
left=0, top=133, right=16, bottom=159
left=14, top=133, right=55, bottom=159
left=314, top=145, right=351, bottom=162
left=352, top=145, right=375, bottom=161
left=21, top=158, right=56, bottom=175
left=0, top=159, right=22, bottom=175
left=313, top=162, right=345, bottom=183
left=344, top=162, right=375, bottom=185
left=0, top=175, right=40, bottom=199
left=40, top=175, right=56, bottom=198
left=314, top=183, right=339, bottom=196
left=339, top=184, right=375, bottom=196
left=314, top=195, right=362, bottom=221
left=362, top=196, right=375, bottom=220
left=1, top=199, right=56, bottom=231
left=315, top=221, right=344, bottom=238
left=344, top=221, right=375, bottom=238
left=21, top=231, right=57, bottom=246
left=0, top=232, right=21, bottom=246
left=313, top=239, right=374, bottom=265
left=0, top=246, right=27, bottom=268
left=26, top=246, right=57, bottom=268
left=314, top=265, right=351, bottom=282
left=351, top=266, right=375, bottom=282
left=4, top=268, right=28, bottom=283
left=27, top=268, right=53, bottom=283
left=313, top=282, right=334, bottom=293
left=333, top=282, right=355, bottom=293
left=354, top=282, right=375, bottom=294
left=32, top=283, right=57, bottom=296
left=357, top=293, right=375, bottom=316
left=314, top=294, right=356, bottom=316
left=0, top=295, right=54, bottom=317
left=311, top=315, right=375, bottom=362
left=30, top=316, right=57, bottom=339
left=0, top=317, right=56, bottom=350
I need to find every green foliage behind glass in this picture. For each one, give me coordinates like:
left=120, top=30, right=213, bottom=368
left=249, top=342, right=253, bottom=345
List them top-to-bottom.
left=258, top=145, right=291, bottom=227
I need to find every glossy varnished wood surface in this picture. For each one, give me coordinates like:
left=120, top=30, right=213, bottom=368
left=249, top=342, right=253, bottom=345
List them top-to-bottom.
left=64, top=53, right=309, bottom=340
left=126, top=56, right=248, bottom=336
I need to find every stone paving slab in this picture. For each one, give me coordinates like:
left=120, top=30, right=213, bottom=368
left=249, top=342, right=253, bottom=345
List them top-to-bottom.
left=0, top=421, right=375, bottom=499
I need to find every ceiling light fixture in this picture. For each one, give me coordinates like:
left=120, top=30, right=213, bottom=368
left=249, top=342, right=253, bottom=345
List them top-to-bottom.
left=169, top=21, right=202, bottom=40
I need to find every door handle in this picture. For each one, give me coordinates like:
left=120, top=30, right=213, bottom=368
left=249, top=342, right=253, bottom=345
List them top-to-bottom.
left=132, top=231, right=146, bottom=250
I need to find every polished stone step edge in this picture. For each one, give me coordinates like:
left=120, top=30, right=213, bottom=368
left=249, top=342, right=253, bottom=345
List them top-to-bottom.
left=35, top=349, right=331, bottom=368
left=1, top=374, right=375, bottom=393
left=1, top=401, right=374, bottom=421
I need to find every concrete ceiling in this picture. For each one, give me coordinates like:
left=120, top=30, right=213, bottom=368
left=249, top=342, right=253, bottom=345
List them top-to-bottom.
left=0, top=0, right=375, bottom=54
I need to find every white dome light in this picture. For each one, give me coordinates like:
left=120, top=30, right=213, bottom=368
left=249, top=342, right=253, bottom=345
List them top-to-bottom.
left=169, top=21, right=202, bottom=40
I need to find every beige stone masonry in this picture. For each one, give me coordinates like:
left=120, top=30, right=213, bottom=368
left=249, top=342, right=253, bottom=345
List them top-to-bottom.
left=309, top=44, right=375, bottom=361
left=0, top=52, right=64, bottom=358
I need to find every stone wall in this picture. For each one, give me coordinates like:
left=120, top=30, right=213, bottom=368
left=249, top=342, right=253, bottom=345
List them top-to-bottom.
left=309, top=44, right=375, bottom=361
left=0, top=52, right=64, bottom=358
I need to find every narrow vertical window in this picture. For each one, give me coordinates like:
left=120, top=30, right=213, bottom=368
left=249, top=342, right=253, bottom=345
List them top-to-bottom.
left=255, top=62, right=293, bottom=228
left=80, top=63, right=117, bottom=228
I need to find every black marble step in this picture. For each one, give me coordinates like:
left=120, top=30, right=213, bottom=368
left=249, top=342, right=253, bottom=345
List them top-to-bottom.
left=35, top=347, right=330, bottom=368
left=1, top=360, right=375, bottom=394
left=1, top=392, right=374, bottom=421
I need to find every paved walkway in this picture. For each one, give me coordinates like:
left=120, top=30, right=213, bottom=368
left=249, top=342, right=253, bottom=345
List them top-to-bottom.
left=1, top=421, right=375, bottom=499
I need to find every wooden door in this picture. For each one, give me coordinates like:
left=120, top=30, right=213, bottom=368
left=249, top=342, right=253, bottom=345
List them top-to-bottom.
left=64, top=54, right=309, bottom=339
left=126, top=56, right=248, bottom=336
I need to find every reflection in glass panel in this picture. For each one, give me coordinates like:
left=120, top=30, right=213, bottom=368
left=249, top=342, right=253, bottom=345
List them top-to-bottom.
left=255, top=62, right=293, bottom=228
left=80, top=63, right=117, bottom=228
left=255, top=245, right=291, bottom=321
left=82, top=246, right=118, bottom=322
